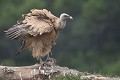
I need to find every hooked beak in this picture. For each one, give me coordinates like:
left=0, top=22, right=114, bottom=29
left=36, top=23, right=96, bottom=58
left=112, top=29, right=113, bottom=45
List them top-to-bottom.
left=69, top=16, right=73, bottom=20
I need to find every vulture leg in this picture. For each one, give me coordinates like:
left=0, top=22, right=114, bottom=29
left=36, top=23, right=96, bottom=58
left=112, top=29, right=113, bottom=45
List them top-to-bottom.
left=46, top=52, right=52, bottom=61
left=36, top=56, right=43, bottom=64
left=39, top=57, right=43, bottom=64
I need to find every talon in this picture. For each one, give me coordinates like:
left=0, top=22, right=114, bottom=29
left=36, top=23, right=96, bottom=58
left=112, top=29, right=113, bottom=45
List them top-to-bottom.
left=46, top=58, right=56, bottom=65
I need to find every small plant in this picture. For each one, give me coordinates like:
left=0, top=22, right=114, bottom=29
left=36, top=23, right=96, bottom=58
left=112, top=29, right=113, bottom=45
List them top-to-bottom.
left=53, top=74, right=83, bottom=80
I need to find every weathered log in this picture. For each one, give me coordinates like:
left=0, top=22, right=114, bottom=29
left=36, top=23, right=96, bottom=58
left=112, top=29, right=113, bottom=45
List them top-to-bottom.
left=0, top=59, right=119, bottom=80
left=0, top=59, right=79, bottom=80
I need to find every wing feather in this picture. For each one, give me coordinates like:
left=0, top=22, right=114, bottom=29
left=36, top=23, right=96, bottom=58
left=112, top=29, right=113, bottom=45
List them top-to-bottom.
left=5, top=9, right=58, bottom=40
left=5, top=24, right=29, bottom=40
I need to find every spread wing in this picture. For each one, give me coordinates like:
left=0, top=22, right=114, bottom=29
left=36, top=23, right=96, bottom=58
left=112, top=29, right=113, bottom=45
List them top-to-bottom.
left=5, top=9, right=58, bottom=40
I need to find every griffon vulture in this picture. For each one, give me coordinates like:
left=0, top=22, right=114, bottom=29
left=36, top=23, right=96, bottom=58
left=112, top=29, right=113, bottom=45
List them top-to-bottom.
left=5, top=9, right=73, bottom=61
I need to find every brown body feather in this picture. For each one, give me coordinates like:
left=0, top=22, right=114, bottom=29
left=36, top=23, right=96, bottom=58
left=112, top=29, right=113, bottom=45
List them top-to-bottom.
left=22, top=30, right=57, bottom=58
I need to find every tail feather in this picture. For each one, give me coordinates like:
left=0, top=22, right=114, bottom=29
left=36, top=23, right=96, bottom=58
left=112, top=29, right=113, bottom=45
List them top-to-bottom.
left=16, top=39, right=26, bottom=56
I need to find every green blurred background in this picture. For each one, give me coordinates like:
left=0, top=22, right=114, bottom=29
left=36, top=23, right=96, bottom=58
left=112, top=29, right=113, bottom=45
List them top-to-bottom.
left=0, top=0, right=120, bottom=76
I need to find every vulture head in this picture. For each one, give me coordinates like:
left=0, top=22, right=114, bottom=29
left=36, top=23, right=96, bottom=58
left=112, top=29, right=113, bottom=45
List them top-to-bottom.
left=59, top=13, right=73, bottom=29
left=60, top=13, right=73, bottom=21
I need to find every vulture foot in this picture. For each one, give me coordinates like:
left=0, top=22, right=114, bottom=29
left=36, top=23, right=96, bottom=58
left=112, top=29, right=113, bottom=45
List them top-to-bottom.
left=39, top=58, right=56, bottom=67
left=45, top=58, right=56, bottom=66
